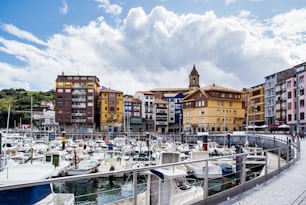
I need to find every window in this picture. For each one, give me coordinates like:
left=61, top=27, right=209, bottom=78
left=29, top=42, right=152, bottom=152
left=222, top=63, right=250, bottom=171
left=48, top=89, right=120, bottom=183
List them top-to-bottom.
left=299, top=75, right=304, bottom=83
left=287, top=81, right=291, bottom=88
left=66, top=82, right=71, bottom=86
left=57, top=89, right=63, bottom=93
left=65, top=89, right=71, bottom=93
left=88, top=89, right=93, bottom=93
left=300, top=89, right=304, bottom=96
left=288, top=92, right=292, bottom=99
left=109, top=93, right=115, bottom=98
left=301, top=100, right=305, bottom=108
left=88, top=102, right=93, bottom=106
left=288, top=103, right=292, bottom=110
left=301, top=112, right=305, bottom=120
left=288, top=114, right=292, bottom=121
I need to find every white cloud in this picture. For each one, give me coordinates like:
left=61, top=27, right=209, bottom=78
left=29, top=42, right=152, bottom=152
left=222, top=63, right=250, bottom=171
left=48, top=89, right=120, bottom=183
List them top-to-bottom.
left=59, top=0, right=68, bottom=15
left=95, top=0, right=122, bottom=16
left=225, top=0, right=237, bottom=6
left=0, top=6, right=306, bottom=94
left=0, top=23, right=46, bottom=45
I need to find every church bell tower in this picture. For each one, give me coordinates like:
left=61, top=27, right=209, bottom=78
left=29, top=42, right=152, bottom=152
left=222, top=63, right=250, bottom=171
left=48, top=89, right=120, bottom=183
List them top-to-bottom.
left=189, top=64, right=200, bottom=90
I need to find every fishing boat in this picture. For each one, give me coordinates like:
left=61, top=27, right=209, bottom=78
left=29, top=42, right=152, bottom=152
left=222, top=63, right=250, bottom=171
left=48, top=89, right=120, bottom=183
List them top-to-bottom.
left=185, top=151, right=223, bottom=179
left=67, top=159, right=100, bottom=176
left=0, top=163, right=74, bottom=205
left=104, top=168, right=204, bottom=205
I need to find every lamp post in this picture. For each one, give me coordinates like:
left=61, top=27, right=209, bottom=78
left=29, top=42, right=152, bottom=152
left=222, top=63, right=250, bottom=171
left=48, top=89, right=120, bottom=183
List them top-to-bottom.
left=246, top=99, right=250, bottom=146
left=181, top=132, right=185, bottom=143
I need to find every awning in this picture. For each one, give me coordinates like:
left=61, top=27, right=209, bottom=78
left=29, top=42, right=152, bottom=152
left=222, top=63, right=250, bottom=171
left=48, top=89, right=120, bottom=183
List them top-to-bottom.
left=268, top=124, right=279, bottom=129
left=278, top=124, right=290, bottom=129
left=247, top=125, right=258, bottom=129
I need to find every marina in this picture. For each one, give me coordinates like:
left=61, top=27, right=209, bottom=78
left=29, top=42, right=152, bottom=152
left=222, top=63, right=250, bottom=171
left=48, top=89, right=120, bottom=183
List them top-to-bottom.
left=0, top=131, right=293, bottom=205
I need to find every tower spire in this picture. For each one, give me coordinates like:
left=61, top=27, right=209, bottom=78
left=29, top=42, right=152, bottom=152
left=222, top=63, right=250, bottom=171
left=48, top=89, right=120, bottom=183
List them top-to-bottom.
left=189, top=64, right=200, bottom=89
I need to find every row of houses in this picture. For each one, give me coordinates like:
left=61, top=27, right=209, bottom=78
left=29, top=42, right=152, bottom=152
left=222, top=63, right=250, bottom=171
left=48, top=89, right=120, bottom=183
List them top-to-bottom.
left=54, top=62, right=306, bottom=134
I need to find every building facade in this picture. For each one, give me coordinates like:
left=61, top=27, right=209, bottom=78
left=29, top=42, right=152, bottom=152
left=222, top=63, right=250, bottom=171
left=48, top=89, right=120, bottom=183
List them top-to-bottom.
left=286, top=63, right=306, bottom=132
left=264, top=68, right=295, bottom=125
left=55, top=74, right=100, bottom=133
left=182, top=84, right=245, bottom=133
left=248, top=84, right=265, bottom=126
left=99, top=88, right=124, bottom=133
left=134, top=91, right=155, bottom=132
left=163, top=92, right=185, bottom=133
left=123, top=97, right=142, bottom=133
left=154, top=99, right=168, bottom=133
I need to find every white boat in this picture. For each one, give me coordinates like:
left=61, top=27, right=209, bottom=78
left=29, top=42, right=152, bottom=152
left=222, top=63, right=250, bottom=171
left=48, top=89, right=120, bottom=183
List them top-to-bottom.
left=44, top=150, right=73, bottom=177
left=99, top=150, right=126, bottom=175
left=185, top=151, right=223, bottom=179
left=67, top=159, right=100, bottom=176
left=0, top=163, right=74, bottom=205
left=105, top=168, right=204, bottom=205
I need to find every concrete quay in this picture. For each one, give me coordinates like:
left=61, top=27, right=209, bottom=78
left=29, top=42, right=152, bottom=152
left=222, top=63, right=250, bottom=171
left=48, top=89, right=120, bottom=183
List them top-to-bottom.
left=219, top=139, right=306, bottom=205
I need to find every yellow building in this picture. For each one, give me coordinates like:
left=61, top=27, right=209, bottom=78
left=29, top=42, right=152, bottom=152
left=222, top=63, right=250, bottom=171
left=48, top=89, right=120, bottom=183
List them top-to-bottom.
left=182, top=84, right=245, bottom=133
left=248, top=84, right=265, bottom=125
left=99, top=88, right=124, bottom=133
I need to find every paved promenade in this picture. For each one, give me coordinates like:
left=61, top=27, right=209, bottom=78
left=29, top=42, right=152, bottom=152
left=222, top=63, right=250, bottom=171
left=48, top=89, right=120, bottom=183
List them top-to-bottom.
left=219, top=139, right=306, bottom=205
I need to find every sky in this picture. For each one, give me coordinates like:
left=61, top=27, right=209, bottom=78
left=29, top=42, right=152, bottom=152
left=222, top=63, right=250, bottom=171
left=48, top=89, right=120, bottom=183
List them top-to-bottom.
left=0, top=0, right=306, bottom=95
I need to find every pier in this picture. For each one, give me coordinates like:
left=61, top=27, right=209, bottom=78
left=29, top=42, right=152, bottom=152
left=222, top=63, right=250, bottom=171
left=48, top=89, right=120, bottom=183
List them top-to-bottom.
left=219, top=138, right=306, bottom=205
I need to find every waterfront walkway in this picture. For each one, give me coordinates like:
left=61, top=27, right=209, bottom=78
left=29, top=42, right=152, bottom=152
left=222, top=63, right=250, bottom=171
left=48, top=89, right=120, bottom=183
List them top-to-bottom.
left=219, top=139, right=306, bottom=205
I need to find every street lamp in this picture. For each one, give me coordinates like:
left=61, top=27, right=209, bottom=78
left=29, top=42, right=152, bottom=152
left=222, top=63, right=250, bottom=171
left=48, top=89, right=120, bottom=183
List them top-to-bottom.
left=245, top=100, right=250, bottom=146
left=181, top=132, right=185, bottom=143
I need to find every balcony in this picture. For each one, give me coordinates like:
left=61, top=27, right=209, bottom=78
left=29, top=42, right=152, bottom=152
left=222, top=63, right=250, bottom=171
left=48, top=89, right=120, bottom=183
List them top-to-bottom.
left=73, top=84, right=86, bottom=89
left=72, top=91, right=86, bottom=95
left=72, top=98, right=86, bottom=102
left=72, top=104, right=86, bottom=108
left=156, top=109, right=167, bottom=114
left=72, top=113, right=86, bottom=117
left=71, top=119, right=86, bottom=123
left=156, top=121, right=168, bottom=126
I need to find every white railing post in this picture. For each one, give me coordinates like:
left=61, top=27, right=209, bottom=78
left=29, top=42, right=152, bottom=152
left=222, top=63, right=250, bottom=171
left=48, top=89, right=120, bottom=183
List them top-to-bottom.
left=204, top=160, right=209, bottom=200
left=133, top=170, right=138, bottom=205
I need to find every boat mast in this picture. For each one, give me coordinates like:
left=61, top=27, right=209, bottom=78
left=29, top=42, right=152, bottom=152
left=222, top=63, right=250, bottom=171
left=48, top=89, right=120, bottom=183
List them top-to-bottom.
left=31, top=96, right=33, bottom=139
left=6, top=104, right=11, bottom=134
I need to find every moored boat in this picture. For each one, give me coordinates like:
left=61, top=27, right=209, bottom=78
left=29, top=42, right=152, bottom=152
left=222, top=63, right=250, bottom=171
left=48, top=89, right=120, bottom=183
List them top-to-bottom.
left=67, top=159, right=100, bottom=176
left=0, top=163, right=75, bottom=205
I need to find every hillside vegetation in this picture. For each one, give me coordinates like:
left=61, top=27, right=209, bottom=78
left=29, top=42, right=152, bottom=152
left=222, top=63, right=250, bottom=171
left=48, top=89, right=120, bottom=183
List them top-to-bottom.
left=0, top=88, right=55, bottom=129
